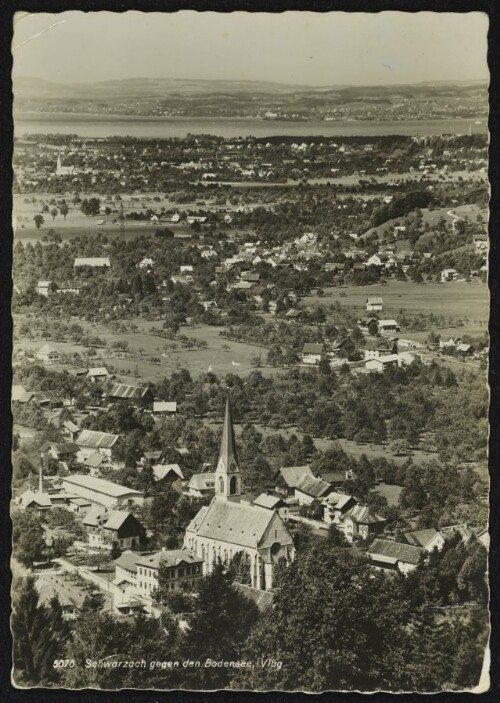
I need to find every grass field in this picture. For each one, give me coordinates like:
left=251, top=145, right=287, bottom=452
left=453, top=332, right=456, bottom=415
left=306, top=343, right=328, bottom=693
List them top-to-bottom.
left=304, top=279, right=489, bottom=336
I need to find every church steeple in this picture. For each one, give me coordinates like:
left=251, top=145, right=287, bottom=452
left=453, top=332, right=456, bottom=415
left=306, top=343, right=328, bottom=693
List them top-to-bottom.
left=215, top=394, right=241, bottom=501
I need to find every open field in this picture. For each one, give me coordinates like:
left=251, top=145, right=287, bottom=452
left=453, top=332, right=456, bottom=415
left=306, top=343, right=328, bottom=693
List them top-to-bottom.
left=361, top=203, right=488, bottom=241
left=304, top=279, right=489, bottom=334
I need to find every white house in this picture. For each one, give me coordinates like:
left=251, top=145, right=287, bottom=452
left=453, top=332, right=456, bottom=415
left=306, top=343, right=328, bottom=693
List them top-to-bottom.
left=139, top=258, right=154, bottom=269
left=441, top=268, right=459, bottom=283
left=366, top=296, right=383, bottom=312
left=377, top=319, right=400, bottom=334
left=301, top=343, right=325, bottom=365
left=36, top=344, right=60, bottom=364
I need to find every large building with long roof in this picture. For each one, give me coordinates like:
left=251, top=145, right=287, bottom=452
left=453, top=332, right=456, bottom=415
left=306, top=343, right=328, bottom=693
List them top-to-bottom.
left=184, top=396, right=295, bottom=591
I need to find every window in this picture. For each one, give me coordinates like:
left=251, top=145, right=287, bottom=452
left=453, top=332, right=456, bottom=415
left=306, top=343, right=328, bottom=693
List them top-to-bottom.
left=218, top=476, right=224, bottom=494
left=230, top=476, right=237, bottom=495
left=178, top=568, right=184, bottom=577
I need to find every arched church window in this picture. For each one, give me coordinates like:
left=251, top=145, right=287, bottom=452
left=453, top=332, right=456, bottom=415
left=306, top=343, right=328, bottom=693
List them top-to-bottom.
left=230, top=475, right=238, bottom=495
left=218, top=476, right=224, bottom=494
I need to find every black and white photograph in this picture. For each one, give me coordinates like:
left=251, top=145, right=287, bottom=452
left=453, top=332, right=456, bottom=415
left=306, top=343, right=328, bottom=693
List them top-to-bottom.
left=9, top=9, right=490, bottom=693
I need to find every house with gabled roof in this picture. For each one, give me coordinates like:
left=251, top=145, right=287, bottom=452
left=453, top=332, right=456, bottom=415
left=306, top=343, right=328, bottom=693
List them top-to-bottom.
left=108, top=383, right=154, bottom=408
left=75, top=430, right=122, bottom=463
left=187, top=472, right=216, bottom=498
left=294, top=474, right=332, bottom=506
left=323, top=492, right=358, bottom=525
left=340, top=505, right=386, bottom=543
left=404, top=529, right=445, bottom=552
left=368, top=538, right=425, bottom=574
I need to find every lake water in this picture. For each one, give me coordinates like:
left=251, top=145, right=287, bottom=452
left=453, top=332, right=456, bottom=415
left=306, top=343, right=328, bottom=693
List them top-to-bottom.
left=14, top=114, right=487, bottom=139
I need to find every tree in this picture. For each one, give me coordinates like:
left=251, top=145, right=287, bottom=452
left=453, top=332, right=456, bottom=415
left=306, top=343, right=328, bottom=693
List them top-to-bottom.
left=59, top=202, right=69, bottom=220
left=50, top=207, right=58, bottom=221
left=33, top=214, right=44, bottom=229
left=13, top=512, right=47, bottom=567
left=110, top=541, right=122, bottom=561
left=236, top=543, right=409, bottom=692
left=182, top=562, right=259, bottom=688
left=11, top=577, right=67, bottom=686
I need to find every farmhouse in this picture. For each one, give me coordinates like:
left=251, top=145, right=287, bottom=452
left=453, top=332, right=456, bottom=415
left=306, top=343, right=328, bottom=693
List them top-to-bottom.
left=441, top=268, right=459, bottom=283
left=366, top=295, right=384, bottom=312
left=377, top=319, right=400, bottom=334
left=301, top=343, right=325, bottom=365
left=36, top=344, right=60, bottom=364
left=365, top=353, right=414, bottom=372
left=87, top=367, right=111, bottom=382
left=108, top=383, right=154, bottom=407
left=184, top=396, right=295, bottom=591
left=152, top=401, right=177, bottom=415
left=75, top=429, right=122, bottom=463
left=279, top=465, right=313, bottom=495
left=187, top=472, right=216, bottom=498
left=60, top=474, right=144, bottom=509
left=294, top=474, right=332, bottom=505
left=323, top=492, right=358, bottom=525
left=251, top=493, right=290, bottom=522
left=340, top=505, right=386, bottom=543
left=84, top=508, right=145, bottom=549
left=404, top=529, right=445, bottom=552
left=368, top=538, right=425, bottom=574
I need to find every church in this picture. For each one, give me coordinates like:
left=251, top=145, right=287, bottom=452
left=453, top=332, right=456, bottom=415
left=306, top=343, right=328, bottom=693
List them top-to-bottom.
left=184, top=396, right=295, bottom=590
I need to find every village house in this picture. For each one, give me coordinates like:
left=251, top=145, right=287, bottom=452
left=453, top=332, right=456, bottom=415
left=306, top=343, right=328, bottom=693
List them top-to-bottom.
left=138, top=258, right=154, bottom=269
left=441, top=268, right=459, bottom=283
left=36, top=280, right=51, bottom=296
left=366, top=296, right=383, bottom=312
left=377, top=319, right=401, bottom=334
left=363, top=338, right=398, bottom=360
left=301, top=342, right=326, bottom=365
left=36, top=344, right=60, bottom=364
left=365, top=352, right=414, bottom=373
left=87, top=367, right=111, bottom=383
left=107, top=383, right=154, bottom=408
left=184, top=396, right=295, bottom=591
left=152, top=400, right=177, bottom=416
left=62, top=420, right=81, bottom=442
left=75, top=429, right=122, bottom=464
left=41, top=441, right=79, bottom=464
left=151, top=464, right=184, bottom=490
left=278, top=465, right=314, bottom=496
left=187, top=472, right=216, bottom=498
left=60, top=474, right=144, bottom=509
left=294, top=474, right=332, bottom=506
left=323, top=492, right=358, bottom=525
left=340, top=505, right=386, bottom=543
left=83, top=507, right=145, bottom=549
left=404, top=529, right=446, bottom=552
left=368, top=538, right=425, bottom=575
left=113, top=549, right=204, bottom=615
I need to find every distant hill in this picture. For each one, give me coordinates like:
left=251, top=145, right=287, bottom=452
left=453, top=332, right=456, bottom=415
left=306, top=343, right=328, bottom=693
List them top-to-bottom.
left=13, top=76, right=488, bottom=102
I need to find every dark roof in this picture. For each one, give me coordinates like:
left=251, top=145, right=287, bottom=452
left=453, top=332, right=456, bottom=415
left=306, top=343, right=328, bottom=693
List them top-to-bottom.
left=322, top=471, right=347, bottom=484
left=341, top=505, right=386, bottom=525
left=369, top=539, right=425, bottom=565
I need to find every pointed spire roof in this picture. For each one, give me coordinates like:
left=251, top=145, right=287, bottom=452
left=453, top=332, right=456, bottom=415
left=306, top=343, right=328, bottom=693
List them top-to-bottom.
left=218, top=394, right=239, bottom=474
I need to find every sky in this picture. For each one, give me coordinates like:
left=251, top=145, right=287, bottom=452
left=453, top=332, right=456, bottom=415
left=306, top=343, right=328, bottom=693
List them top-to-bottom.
left=12, top=11, right=489, bottom=87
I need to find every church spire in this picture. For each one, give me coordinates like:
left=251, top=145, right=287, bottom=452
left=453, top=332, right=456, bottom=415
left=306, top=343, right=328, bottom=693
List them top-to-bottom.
left=215, top=394, right=241, bottom=501
left=219, top=394, right=239, bottom=474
